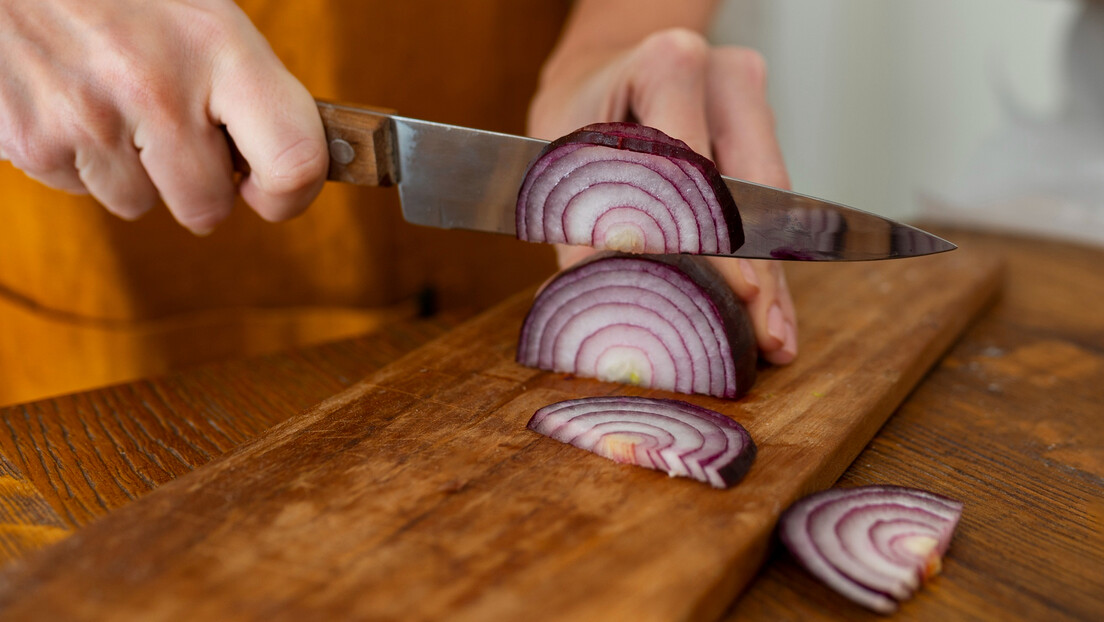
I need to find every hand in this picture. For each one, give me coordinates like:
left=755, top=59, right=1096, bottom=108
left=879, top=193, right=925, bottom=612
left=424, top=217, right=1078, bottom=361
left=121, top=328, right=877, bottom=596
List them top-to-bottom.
left=0, top=0, right=328, bottom=234
left=529, top=28, right=798, bottom=365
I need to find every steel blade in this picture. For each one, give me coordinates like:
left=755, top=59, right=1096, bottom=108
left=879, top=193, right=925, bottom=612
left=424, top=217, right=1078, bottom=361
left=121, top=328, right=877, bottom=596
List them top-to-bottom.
left=391, top=116, right=955, bottom=260
left=392, top=116, right=542, bottom=234
left=723, top=177, right=956, bottom=261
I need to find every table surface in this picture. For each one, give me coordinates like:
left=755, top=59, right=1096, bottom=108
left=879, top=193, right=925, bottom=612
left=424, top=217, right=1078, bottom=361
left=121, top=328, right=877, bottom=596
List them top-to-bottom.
left=0, top=227, right=1100, bottom=621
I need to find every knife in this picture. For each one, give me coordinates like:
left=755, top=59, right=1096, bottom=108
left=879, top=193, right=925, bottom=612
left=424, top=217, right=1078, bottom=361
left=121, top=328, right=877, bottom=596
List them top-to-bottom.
left=310, top=100, right=954, bottom=261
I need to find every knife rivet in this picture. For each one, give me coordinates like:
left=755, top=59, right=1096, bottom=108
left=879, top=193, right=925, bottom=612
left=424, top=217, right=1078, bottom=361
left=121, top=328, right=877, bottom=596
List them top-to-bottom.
left=329, top=139, right=356, bottom=165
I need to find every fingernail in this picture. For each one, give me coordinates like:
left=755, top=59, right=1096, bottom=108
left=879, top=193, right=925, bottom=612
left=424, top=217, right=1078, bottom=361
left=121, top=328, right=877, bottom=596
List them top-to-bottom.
left=189, top=225, right=215, bottom=237
left=739, top=259, right=760, bottom=292
left=767, top=303, right=786, bottom=343
left=766, top=318, right=798, bottom=365
left=782, top=318, right=798, bottom=359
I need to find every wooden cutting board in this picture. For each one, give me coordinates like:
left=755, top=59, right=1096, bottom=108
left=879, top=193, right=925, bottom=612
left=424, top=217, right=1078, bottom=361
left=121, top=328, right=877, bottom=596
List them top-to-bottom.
left=0, top=245, right=1002, bottom=621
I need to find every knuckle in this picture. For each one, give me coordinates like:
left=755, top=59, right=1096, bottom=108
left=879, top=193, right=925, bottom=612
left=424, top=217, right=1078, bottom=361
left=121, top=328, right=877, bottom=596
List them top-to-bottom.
left=169, top=2, right=257, bottom=73
left=174, top=3, right=236, bottom=48
left=87, top=25, right=163, bottom=106
left=88, top=25, right=198, bottom=126
left=638, top=28, right=711, bottom=71
left=716, top=47, right=769, bottom=91
left=103, top=56, right=185, bottom=125
left=120, top=72, right=179, bottom=120
left=3, top=88, right=126, bottom=177
left=69, top=91, right=125, bottom=146
left=0, top=115, right=61, bottom=175
left=4, top=133, right=68, bottom=175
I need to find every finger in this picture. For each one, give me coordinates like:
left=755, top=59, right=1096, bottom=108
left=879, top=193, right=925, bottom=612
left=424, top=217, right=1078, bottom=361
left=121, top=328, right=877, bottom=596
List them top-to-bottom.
left=625, top=29, right=713, bottom=156
left=705, top=47, right=797, bottom=364
left=706, top=47, right=790, bottom=189
left=210, top=61, right=327, bottom=223
left=135, top=118, right=237, bottom=235
left=1, top=131, right=88, bottom=195
left=75, top=140, right=159, bottom=221
left=16, top=164, right=89, bottom=196
left=555, top=243, right=597, bottom=270
left=709, top=256, right=798, bottom=365
left=716, top=257, right=762, bottom=302
left=747, top=260, right=797, bottom=365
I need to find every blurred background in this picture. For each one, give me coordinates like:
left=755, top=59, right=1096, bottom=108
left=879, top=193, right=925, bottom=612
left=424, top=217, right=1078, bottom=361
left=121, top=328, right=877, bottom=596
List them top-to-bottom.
left=4, top=0, right=1101, bottom=407
left=711, top=0, right=1103, bottom=246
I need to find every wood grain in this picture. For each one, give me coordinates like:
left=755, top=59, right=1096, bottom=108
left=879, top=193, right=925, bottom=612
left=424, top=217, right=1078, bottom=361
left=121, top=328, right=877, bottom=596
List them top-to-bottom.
left=725, top=228, right=1104, bottom=621
left=0, top=245, right=1001, bottom=621
left=0, top=314, right=461, bottom=532
left=0, top=455, right=69, bottom=566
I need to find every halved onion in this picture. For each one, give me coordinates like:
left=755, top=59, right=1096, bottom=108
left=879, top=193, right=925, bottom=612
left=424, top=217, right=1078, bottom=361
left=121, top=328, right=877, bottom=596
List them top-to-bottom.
left=515, top=122, right=743, bottom=254
left=516, top=252, right=756, bottom=399
left=527, top=396, right=756, bottom=488
left=779, top=485, right=964, bottom=614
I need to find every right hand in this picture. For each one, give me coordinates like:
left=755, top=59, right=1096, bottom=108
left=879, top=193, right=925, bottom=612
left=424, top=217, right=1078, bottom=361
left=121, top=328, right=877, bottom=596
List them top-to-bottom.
left=0, top=0, right=328, bottom=234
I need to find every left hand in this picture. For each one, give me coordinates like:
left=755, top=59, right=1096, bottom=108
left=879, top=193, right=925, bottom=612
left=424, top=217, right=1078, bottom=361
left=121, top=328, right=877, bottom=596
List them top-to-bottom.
left=528, top=28, right=798, bottom=365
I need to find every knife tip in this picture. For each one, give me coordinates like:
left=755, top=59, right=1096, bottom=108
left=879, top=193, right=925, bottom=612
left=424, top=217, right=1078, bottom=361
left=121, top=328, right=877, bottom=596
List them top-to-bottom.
left=891, top=225, right=958, bottom=258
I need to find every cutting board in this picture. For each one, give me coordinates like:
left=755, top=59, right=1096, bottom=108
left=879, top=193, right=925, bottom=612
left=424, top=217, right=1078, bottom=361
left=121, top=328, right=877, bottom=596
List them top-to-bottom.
left=0, top=245, right=1002, bottom=621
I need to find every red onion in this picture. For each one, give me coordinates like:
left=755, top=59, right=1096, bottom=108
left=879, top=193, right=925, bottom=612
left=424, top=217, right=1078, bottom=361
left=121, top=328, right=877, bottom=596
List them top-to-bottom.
left=515, top=122, right=743, bottom=254
left=516, top=252, right=756, bottom=399
left=527, top=396, right=756, bottom=488
left=779, top=485, right=964, bottom=614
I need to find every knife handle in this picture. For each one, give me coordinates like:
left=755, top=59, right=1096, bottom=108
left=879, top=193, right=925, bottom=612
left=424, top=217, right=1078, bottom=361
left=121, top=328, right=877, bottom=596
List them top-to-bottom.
left=228, top=100, right=398, bottom=187
left=316, top=100, right=397, bottom=187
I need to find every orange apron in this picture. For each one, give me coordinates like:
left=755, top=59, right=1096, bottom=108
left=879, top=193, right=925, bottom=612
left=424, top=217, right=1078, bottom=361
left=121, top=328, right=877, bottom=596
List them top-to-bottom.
left=0, top=1, right=568, bottom=405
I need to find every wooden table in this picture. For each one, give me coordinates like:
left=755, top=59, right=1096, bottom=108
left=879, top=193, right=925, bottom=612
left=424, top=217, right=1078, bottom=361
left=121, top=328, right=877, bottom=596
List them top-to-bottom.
left=0, top=227, right=1100, bottom=620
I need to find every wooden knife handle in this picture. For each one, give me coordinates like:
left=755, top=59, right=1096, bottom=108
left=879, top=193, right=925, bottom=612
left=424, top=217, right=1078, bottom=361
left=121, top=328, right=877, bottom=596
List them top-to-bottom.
left=228, top=100, right=398, bottom=187
left=316, top=100, right=397, bottom=187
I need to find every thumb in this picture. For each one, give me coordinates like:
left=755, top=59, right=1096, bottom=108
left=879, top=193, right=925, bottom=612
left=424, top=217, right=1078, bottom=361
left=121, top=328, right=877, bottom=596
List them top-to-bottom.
left=210, top=53, right=328, bottom=222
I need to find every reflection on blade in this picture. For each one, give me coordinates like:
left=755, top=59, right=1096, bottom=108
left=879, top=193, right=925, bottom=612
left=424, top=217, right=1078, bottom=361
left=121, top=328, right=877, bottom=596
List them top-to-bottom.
left=390, top=114, right=955, bottom=261
left=392, top=116, right=542, bottom=234
left=724, top=177, right=955, bottom=261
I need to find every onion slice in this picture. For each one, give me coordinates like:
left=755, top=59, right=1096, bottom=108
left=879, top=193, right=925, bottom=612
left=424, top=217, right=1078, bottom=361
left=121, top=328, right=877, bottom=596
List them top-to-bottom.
left=515, top=122, right=744, bottom=254
left=516, top=252, right=756, bottom=399
left=527, top=396, right=756, bottom=488
left=779, top=485, right=964, bottom=614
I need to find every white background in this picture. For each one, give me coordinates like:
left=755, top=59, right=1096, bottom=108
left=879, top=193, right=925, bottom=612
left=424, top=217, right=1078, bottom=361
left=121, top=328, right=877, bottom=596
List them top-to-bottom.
left=711, top=0, right=1085, bottom=229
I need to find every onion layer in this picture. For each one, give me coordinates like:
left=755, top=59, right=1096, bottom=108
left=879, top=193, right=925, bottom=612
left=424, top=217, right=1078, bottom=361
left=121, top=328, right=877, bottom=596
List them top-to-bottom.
left=516, top=122, right=743, bottom=254
left=516, top=252, right=756, bottom=399
left=528, top=396, right=756, bottom=488
left=779, top=485, right=964, bottom=614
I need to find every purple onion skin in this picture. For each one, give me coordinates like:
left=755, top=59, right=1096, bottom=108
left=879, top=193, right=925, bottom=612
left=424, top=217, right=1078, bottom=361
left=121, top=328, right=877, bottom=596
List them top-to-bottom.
left=516, top=122, right=744, bottom=254
left=517, top=252, right=757, bottom=399
left=666, top=254, right=757, bottom=396
left=713, top=437, right=758, bottom=487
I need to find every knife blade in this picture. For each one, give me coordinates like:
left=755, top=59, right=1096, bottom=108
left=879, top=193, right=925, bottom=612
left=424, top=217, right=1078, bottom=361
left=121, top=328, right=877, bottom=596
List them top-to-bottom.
left=315, top=101, right=955, bottom=261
